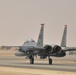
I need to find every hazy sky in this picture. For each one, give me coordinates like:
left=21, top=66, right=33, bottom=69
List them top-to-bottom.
left=0, top=0, right=76, bottom=46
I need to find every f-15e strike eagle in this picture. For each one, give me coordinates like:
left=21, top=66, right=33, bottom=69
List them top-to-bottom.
left=5, top=24, right=76, bottom=64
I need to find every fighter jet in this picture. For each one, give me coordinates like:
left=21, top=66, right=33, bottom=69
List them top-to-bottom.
left=5, top=24, right=76, bottom=64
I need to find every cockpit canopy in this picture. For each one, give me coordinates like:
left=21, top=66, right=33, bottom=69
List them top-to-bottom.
left=24, top=38, right=35, bottom=44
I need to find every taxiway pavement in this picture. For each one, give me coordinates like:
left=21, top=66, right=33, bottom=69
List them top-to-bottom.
left=0, top=55, right=76, bottom=72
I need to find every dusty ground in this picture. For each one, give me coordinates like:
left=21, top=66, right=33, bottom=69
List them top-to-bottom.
left=0, top=67, right=76, bottom=75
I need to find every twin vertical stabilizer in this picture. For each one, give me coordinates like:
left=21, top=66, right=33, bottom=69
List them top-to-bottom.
left=36, top=24, right=44, bottom=48
left=36, top=24, right=67, bottom=48
left=61, top=25, right=67, bottom=47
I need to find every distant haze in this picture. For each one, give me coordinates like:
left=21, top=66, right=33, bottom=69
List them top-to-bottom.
left=0, top=0, right=76, bottom=46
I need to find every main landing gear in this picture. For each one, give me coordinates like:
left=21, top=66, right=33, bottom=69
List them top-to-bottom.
left=29, top=56, right=34, bottom=64
left=29, top=56, right=52, bottom=65
left=48, top=56, right=52, bottom=65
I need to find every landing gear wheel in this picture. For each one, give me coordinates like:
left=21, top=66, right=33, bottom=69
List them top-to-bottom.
left=29, top=56, right=34, bottom=64
left=30, top=58, right=34, bottom=64
left=49, top=59, right=52, bottom=65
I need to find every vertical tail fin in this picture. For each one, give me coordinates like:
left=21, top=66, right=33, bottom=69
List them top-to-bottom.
left=36, top=24, right=44, bottom=48
left=61, top=25, right=67, bottom=47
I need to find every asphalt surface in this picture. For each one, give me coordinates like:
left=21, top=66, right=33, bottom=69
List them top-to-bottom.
left=0, top=56, right=76, bottom=72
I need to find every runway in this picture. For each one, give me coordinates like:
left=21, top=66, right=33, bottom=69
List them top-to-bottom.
left=0, top=55, right=76, bottom=72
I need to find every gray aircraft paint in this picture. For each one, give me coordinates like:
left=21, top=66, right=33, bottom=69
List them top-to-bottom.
left=36, top=24, right=44, bottom=48
left=61, top=25, right=67, bottom=47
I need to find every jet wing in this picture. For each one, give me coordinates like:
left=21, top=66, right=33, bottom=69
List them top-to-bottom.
left=1, top=46, right=21, bottom=50
left=63, top=47, right=76, bottom=51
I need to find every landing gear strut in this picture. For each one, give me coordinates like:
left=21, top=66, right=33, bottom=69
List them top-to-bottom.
left=29, top=56, right=34, bottom=64
left=48, top=56, right=52, bottom=65
left=49, top=58, right=52, bottom=65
